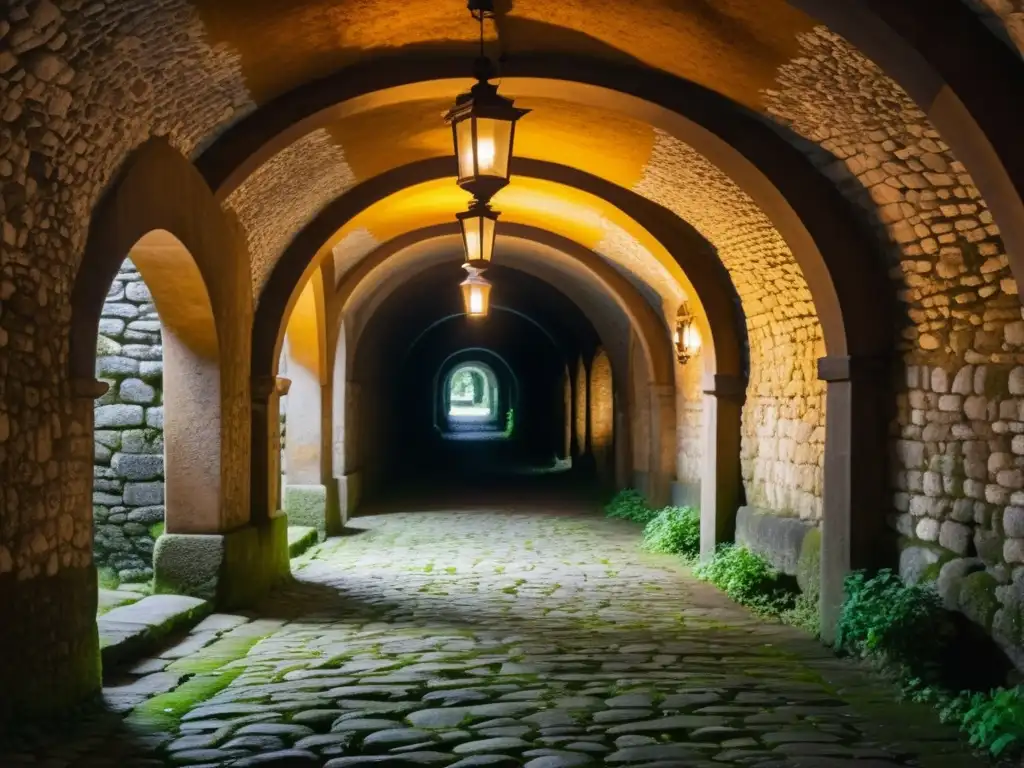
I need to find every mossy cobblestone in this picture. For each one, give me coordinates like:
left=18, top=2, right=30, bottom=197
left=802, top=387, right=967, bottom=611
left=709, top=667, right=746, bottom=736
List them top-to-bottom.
left=0, top=501, right=991, bottom=766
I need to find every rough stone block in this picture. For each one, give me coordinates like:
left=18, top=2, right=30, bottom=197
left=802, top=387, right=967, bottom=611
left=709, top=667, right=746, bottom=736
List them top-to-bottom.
left=125, top=282, right=153, bottom=302
left=102, top=302, right=140, bottom=319
left=99, top=318, right=125, bottom=337
left=96, top=335, right=122, bottom=356
left=122, top=344, right=162, bottom=361
left=96, top=356, right=139, bottom=377
left=139, top=360, right=163, bottom=381
left=119, top=378, right=156, bottom=404
left=95, top=404, right=144, bottom=428
left=145, top=407, right=164, bottom=429
left=122, top=429, right=163, bottom=454
left=112, top=453, right=163, bottom=481
left=124, top=482, right=164, bottom=506
left=285, top=485, right=328, bottom=537
left=126, top=505, right=165, bottom=524
left=734, top=506, right=815, bottom=577
left=938, top=520, right=971, bottom=554
left=153, top=534, right=226, bottom=602
left=1005, top=539, right=1024, bottom=564
left=899, top=541, right=948, bottom=584
left=936, top=557, right=984, bottom=610
left=959, top=571, right=1000, bottom=631
left=98, top=594, right=210, bottom=668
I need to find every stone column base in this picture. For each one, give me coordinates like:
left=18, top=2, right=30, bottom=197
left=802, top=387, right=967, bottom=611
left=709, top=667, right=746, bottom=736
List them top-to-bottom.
left=671, top=480, right=701, bottom=509
left=284, top=484, right=328, bottom=538
left=153, top=515, right=290, bottom=608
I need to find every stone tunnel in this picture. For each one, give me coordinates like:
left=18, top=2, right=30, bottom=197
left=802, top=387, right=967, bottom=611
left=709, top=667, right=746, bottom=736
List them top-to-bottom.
left=4, top=0, right=1024, bottom=765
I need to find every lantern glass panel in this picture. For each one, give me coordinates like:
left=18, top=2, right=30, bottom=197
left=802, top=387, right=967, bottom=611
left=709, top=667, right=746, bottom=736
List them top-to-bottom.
left=474, top=117, right=513, bottom=180
left=455, top=119, right=475, bottom=182
left=459, top=209, right=496, bottom=264
left=461, top=276, right=492, bottom=317
left=681, top=320, right=701, bottom=357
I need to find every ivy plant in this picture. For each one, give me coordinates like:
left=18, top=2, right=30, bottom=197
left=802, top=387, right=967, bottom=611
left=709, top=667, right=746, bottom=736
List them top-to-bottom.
left=604, top=489, right=656, bottom=524
left=641, top=505, right=700, bottom=560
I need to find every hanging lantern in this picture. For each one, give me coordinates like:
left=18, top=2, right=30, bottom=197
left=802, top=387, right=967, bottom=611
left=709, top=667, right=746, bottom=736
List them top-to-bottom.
left=443, top=2, right=529, bottom=203
left=457, top=200, right=499, bottom=267
left=460, top=266, right=492, bottom=319
left=674, top=303, right=701, bottom=364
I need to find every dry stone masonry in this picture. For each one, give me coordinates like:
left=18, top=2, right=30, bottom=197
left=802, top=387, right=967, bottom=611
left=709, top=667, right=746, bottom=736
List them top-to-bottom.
left=765, top=26, right=1024, bottom=664
left=635, top=130, right=826, bottom=522
left=92, top=260, right=164, bottom=582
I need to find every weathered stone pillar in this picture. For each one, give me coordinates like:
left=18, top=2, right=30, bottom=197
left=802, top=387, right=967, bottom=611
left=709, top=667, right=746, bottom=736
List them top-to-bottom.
left=162, top=330, right=221, bottom=535
left=284, top=355, right=330, bottom=537
left=818, top=355, right=891, bottom=643
left=152, top=374, right=290, bottom=606
left=699, top=374, right=745, bottom=561
left=336, top=380, right=363, bottom=522
left=648, top=383, right=677, bottom=508
left=614, top=391, right=631, bottom=490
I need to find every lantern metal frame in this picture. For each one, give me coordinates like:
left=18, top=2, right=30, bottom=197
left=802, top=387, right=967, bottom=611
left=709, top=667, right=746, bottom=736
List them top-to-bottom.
left=443, top=0, right=530, bottom=203
left=456, top=199, right=500, bottom=268
left=460, top=265, right=493, bottom=319
left=674, top=304, right=700, bottom=365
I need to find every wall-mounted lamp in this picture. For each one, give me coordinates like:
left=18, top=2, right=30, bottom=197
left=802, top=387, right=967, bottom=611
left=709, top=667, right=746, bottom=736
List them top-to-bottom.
left=674, top=303, right=701, bottom=365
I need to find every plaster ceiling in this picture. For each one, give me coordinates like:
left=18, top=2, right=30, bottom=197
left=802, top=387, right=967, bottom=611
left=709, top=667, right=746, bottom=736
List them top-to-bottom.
left=193, top=0, right=815, bottom=110
left=320, top=177, right=686, bottom=318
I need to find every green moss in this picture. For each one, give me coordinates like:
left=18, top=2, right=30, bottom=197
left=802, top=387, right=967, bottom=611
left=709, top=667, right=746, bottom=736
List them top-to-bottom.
left=148, top=522, right=164, bottom=540
left=796, top=528, right=821, bottom=601
left=919, top=557, right=953, bottom=584
left=97, top=566, right=120, bottom=591
left=959, top=571, right=1000, bottom=631
left=166, top=634, right=263, bottom=676
left=128, top=666, right=245, bottom=732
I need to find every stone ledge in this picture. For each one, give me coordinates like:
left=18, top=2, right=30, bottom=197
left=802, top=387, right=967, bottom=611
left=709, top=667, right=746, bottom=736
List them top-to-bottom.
left=285, top=483, right=327, bottom=537
left=735, top=505, right=816, bottom=578
left=288, top=526, right=319, bottom=558
left=98, top=594, right=210, bottom=669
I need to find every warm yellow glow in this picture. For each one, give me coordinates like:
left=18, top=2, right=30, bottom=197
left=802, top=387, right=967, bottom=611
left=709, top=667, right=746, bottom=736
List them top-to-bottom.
left=477, top=136, right=495, bottom=171
left=320, top=177, right=701, bottom=314
left=464, top=228, right=481, bottom=262
left=469, top=286, right=485, bottom=314
left=683, top=323, right=702, bottom=353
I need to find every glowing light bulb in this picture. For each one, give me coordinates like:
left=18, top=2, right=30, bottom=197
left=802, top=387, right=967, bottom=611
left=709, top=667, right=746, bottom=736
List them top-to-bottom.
left=477, top=137, right=495, bottom=172
left=470, top=287, right=484, bottom=314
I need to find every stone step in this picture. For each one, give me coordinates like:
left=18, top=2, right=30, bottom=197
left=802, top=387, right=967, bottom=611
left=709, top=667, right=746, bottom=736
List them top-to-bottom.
left=288, top=526, right=319, bottom=557
left=98, top=594, right=211, bottom=669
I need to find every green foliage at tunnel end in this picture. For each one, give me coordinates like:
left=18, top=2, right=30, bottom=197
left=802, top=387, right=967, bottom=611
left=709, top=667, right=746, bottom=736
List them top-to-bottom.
left=604, top=489, right=656, bottom=524
left=641, top=505, right=700, bottom=560
left=694, top=544, right=797, bottom=617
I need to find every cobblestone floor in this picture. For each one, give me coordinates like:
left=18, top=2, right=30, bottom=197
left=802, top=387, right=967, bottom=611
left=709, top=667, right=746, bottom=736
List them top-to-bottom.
left=1, top=493, right=987, bottom=767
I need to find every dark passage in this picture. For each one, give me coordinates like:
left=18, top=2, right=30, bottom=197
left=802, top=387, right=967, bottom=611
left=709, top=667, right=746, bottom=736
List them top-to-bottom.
left=354, top=261, right=602, bottom=497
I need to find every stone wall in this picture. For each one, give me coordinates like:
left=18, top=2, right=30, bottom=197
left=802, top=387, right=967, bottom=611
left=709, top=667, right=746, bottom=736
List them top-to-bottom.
left=765, top=27, right=1024, bottom=664
left=636, top=133, right=826, bottom=522
left=92, top=260, right=164, bottom=582
left=675, top=347, right=704, bottom=505
left=589, top=349, right=614, bottom=483
left=574, top=356, right=588, bottom=455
